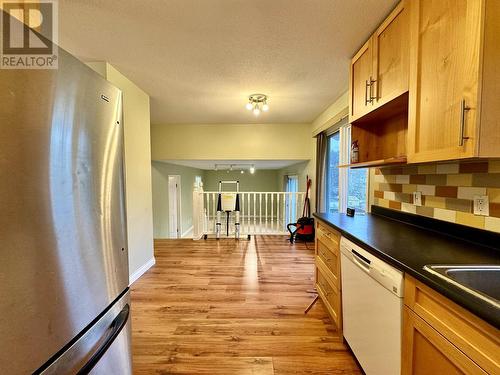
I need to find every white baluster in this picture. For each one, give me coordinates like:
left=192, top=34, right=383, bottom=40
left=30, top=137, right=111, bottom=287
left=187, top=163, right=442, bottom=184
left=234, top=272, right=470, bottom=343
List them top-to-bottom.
left=253, top=193, right=256, bottom=233
left=259, top=193, right=262, bottom=233
left=264, top=193, right=267, bottom=233
left=271, top=193, right=274, bottom=232
left=276, top=193, right=280, bottom=233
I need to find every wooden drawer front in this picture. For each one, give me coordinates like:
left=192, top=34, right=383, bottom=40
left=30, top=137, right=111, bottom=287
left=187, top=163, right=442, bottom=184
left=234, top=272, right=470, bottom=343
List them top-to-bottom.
left=316, top=221, right=340, bottom=248
left=316, top=228, right=339, bottom=251
left=316, top=240, right=340, bottom=286
left=316, top=268, right=341, bottom=327
left=404, top=276, right=500, bottom=374
left=402, top=307, right=487, bottom=375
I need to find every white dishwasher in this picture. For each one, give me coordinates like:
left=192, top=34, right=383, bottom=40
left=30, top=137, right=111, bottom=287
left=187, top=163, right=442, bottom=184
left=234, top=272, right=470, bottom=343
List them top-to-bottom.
left=340, top=236, right=404, bottom=375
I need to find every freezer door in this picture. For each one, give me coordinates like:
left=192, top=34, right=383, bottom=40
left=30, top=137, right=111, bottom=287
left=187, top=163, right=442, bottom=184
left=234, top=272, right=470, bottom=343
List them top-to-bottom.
left=0, top=34, right=129, bottom=373
left=38, top=290, right=132, bottom=375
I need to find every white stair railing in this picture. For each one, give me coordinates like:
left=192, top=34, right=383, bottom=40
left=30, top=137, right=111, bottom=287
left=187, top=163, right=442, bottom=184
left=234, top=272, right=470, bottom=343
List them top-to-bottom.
left=194, top=191, right=305, bottom=238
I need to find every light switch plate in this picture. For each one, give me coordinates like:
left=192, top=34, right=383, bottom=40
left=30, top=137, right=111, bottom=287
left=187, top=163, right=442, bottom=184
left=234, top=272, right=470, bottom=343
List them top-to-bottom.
left=413, top=191, right=422, bottom=206
left=473, top=195, right=489, bottom=216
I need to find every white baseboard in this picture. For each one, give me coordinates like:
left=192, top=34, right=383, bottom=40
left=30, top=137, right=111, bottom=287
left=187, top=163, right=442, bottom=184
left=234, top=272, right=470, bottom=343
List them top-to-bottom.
left=181, top=225, right=194, bottom=238
left=129, top=257, right=156, bottom=285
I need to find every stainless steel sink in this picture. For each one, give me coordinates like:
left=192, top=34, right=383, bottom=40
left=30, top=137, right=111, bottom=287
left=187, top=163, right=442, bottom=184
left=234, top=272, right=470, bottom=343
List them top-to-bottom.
left=423, top=265, right=500, bottom=309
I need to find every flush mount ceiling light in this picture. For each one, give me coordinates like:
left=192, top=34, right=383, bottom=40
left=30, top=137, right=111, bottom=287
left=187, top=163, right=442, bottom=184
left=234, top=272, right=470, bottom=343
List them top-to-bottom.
left=246, top=94, right=269, bottom=116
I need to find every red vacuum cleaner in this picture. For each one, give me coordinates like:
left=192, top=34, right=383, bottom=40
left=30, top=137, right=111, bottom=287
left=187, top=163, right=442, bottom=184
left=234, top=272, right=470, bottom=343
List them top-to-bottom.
left=287, top=176, right=314, bottom=244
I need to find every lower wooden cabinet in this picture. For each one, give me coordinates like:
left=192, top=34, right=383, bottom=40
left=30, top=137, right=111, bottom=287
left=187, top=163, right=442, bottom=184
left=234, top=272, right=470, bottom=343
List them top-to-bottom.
left=315, top=220, right=342, bottom=334
left=316, top=266, right=341, bottom=328
left=402, top=275, right=500, bottom=375
left=402, top=307, right=486, bottom=374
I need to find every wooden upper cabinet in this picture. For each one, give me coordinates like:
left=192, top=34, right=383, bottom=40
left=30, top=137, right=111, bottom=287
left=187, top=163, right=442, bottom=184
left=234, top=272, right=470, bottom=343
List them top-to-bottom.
left=349, top=0, right=409, bottom=122
left=372, top=0, right=409, bottom=108
left=407, top=0, right=500, bottom=163
left=350, top=39, right=373, bottom=120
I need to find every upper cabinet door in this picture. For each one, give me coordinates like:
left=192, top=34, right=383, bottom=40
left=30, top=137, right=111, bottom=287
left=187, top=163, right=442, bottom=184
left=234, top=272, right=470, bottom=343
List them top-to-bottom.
left=407, top=0, right=482, bottom=163
left=349, top=1, right=409, bottom=123
left=372, top=1, right=409, bottom=107
left=349, top=39, right=373, bottom=121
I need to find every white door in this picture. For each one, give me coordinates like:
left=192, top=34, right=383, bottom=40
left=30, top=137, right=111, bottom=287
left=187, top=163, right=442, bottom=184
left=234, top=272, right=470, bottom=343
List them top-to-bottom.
left=168, top=175, right=181, bottom=238
left=285, top=175, right=298, bottom=224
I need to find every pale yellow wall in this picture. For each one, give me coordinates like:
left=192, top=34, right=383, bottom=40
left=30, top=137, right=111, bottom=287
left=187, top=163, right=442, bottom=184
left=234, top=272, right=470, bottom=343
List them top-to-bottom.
left=86, top=62, right=106, bottom=77
left=87, top=62, right=154, bottom=279
left=107, top=64, right=154, bottom=278
left=311, top=91, right=349, bottom=136
left=151, top=123, right=312, bottom=161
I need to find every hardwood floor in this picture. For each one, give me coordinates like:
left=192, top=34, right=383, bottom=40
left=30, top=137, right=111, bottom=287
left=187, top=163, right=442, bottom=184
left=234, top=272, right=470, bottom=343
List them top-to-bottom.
left=131, top=236, right=361, bottom=374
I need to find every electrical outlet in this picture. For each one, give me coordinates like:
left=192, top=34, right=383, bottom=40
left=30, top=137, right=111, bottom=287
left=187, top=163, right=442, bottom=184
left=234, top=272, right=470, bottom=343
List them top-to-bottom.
left=413, top=191, right=422, bottom=206
left=473, top=195, right=489, bottom=216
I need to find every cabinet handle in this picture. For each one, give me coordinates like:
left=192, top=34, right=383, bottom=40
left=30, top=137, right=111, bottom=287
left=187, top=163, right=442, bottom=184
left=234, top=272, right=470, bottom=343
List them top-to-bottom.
left=369, top=76, right=377, bottom=103
left=365, top=80, right=371, bottom=105
left=459, top=99, right=471, bottom=146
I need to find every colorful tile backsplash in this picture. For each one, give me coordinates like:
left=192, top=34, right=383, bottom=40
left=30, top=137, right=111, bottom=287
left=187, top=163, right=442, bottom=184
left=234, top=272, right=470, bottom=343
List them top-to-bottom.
left=372, top=161, right=500, bottom=233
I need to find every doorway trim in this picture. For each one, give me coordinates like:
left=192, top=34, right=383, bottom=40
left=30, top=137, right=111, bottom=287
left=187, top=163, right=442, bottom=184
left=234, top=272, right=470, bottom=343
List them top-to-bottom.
left=168, top=175, right=182, bottom=238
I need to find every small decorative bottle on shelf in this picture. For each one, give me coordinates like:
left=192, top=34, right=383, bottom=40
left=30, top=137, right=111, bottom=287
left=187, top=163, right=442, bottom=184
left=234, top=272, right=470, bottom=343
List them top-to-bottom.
left=351, top=140, right=359, bottom=164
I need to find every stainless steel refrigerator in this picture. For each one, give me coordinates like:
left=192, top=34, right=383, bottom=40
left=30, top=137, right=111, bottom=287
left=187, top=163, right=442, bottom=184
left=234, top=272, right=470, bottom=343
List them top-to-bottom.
left=0, top=21, right=132, bottom=375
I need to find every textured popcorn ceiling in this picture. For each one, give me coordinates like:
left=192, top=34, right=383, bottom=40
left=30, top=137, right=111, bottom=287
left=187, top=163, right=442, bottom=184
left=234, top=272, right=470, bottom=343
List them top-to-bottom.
left=58, top=0, right=397, bottom=124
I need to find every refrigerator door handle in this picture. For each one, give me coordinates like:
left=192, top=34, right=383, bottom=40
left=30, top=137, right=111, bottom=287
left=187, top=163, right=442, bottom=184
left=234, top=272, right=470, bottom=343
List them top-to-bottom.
left=36, top=291, right=131, bottom=375
left=76, top=304, right=130, bottom=374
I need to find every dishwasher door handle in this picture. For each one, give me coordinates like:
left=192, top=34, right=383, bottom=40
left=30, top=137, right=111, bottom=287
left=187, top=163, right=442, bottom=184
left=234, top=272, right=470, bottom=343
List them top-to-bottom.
left=351, top=249, right=372, bottom=273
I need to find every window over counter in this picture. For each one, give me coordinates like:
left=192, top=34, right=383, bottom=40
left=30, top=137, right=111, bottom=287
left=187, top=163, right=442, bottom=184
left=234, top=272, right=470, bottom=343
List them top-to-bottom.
left=325, top=126, right=367, bottom=215
left=326, top=131, right=340, bottom=213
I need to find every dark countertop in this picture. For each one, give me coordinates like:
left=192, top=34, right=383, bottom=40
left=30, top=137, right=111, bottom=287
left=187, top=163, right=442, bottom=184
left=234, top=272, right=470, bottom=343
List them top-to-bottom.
left=313, top=209, right=500, bottom=329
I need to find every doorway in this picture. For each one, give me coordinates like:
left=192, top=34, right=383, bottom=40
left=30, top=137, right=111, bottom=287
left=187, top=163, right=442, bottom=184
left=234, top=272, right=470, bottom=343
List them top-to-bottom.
left=168, top=175, right=181, bottom=238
